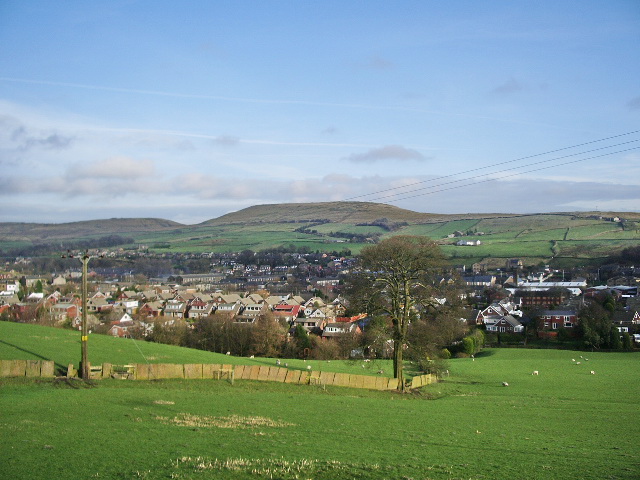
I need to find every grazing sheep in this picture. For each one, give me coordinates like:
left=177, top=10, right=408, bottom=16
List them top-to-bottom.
left=226, top=351, right=231, bottom=356
left=249, top=355, right=254, bottom=359
left=276, top=359, right=281, bottom=366
left=572, top=359, right=576, bottom=362
left=576, top=362, right=581, bottom=365
left=284, top=363, right=288, bottom=368
left=306, top=365, right=311, bottom=370
left=377, top=369, right=384, bottom=375
left=532, top=370, right=539, bottom=375
left=591, top=370, right=596, bottom=375
left=502, top=382, right=509, bottom=387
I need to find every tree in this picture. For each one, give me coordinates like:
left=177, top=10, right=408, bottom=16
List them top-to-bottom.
left=345, top=236, right=447, bottom=391
left=577, top=302, right=612, bottom=350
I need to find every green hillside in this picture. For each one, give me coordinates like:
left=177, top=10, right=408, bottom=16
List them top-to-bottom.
left=0, top=202, right=638, bottom=266
left=0, top=322, right=396, bottom=377
left=1, top=322, right=639, bottom=480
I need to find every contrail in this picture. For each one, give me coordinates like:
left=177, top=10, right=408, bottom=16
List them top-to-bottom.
left=0, top=76, right=589, bottom=131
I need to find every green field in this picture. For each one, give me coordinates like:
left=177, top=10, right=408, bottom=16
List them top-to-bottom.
left=1, top=322, right=639, bottom=479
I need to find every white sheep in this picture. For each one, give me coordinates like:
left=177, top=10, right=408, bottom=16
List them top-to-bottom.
left=226, top=351, right=231, bottom=355
left=249, top=355, right=254, bottom=359
left=276, top=359, right=281, bottom=366
left=306, top=365, right=311, bottom=370
left=377, top=369, right=384, bottom=375
left=532, top=370, right=539, bottom=375
left=590, top=370, right=596, bottom=375
left=502, top=382, right=509, bottom=387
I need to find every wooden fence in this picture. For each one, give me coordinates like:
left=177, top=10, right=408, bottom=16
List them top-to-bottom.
left=1, top=360, right=436, bottom=391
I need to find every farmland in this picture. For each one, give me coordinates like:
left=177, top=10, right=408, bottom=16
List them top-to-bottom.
left=1, top=202, right=638, bottom=267
left=1, top=322, right=639, bottom=479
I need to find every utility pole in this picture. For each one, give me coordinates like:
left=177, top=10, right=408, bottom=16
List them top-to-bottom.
left=63, top=250, right=100, bottom=380
left=79, top=252, right=90, bottom=380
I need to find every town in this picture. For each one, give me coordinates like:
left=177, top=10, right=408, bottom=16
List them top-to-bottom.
left=2, top=246, right=639, bottom=359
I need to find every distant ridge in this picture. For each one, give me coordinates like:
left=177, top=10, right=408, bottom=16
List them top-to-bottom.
left=200, top=201, right=513, bottom=225
left=0, top=202, right=637, bottom=246
left=0, top=218, right=183, bottom=243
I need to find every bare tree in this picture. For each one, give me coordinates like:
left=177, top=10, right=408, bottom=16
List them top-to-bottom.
left=345, top=236, right=447, bottom=391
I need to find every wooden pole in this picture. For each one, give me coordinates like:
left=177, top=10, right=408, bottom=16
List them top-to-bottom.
left=80, top=254, right=89, bottom=380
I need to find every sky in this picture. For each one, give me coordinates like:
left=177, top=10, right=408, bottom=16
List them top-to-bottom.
left=1, top=0, right=639, bottom=225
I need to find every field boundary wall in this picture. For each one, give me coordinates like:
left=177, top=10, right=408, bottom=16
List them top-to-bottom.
left=0, top=360, right=55, bottom=378
left=1, top=360, right=436, bottom=391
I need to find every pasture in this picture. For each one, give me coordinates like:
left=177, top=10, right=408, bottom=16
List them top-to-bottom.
left=1, top=323, right=639, bottom=479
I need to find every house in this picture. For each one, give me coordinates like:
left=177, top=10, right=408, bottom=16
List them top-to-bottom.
left=456, top=239, right=482, bottom=246
left=86, top=297, right=113, bottom=313
left=187, top=297, right=216, bottom=319
left=164, top=299, right=187, bottom=318
left=475, top=300, right=522, bottom=325
left=138, top=301, right=164, bottom=318
left=49, top=303, right=79, bottom=323
left=213, top=303, right=242, bottom=319
left=234, top=303, right=267, bottom=323
left=272, top=304, right=302, bottom=323
left=538, top=310, right=578, bottom=333
left=612, top=310, right=640, bottom=332
left=108, top=313, right=135, bottom=338
left=485, top=315, right=524, bottom=333
left=293, top=316, right=326, bottom=334
left=321, top=321, right=362, bottom=340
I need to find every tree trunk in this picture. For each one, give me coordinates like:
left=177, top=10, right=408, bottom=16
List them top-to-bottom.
left=393, top=338, right=405, bottom=392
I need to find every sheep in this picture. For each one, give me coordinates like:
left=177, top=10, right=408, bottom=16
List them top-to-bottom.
left=226, top=351, right=231, bottom=356
left=249, top=355, right=254, bottom=359
left=276, top=359, right=281, bottom=366
left=572, top=359, right=576, bottom=362
left=576, top=362, right=581, bottom=365
left=284, top=363, right=288, bottom=368
left=306, top=365, right=311, bottom=370
left=377, top=369, right=384, bottom=375
left=532, top=370, right=539, bottom=375
left=590, top=370, right=596, bottom=375
left=502, top=382, right=509, bottom=387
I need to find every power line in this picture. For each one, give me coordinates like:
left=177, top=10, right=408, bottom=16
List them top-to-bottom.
left=345, top=130, right=640, bottom=203
left=361, top=139, right=639, bottom=204
left=373, top=146, right=639, bottom=204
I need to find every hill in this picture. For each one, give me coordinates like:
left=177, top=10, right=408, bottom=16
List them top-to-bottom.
left=200, top=201, right=503, bottom=225
left=0, top=202, right=638, bottom=266
left=0, top=217, right=183, bottom=243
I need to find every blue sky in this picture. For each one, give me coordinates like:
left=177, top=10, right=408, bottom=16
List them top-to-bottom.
left=1, top=1, right=639, bottom=224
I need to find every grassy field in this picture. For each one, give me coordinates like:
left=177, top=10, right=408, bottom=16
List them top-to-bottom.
left=2, top=204, right=638, bottom=266
left=1, top=322, right=639, bottom=479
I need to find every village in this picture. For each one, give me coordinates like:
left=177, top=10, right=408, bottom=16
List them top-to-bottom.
left=2, top=248, right=639, bottom=355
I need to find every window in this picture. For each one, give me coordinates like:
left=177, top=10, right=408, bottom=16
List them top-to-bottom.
left=564, top=322, right=573, bottom=328
left=552, top=323, right=558, bottom=329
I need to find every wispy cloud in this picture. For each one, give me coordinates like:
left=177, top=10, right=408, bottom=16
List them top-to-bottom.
left=491, top=77, right=525, bottom=95
left=628, top=96, right=640, bottom=111
left=0, top=114, right=74, bottom=152
left=345, top=145, right=428, bottom=163
left=72, top=156, right=155, bottom=179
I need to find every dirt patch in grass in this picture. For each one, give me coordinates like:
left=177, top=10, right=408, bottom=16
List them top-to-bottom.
left=156, top=413, right=295, bottom=429
left=172, top=456, right=383, bottom=479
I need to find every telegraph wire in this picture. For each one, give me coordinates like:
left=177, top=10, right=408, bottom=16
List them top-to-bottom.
left=345, top=129, right=640, bottom=202
left=359, top=139, right=639, bottom=204
left=372, top=146, right=639, bottom=204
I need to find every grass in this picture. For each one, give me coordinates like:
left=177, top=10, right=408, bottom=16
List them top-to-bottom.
left=0, top=322, right=398, bottom=377
left=1, top=322, right=640, bottom=479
